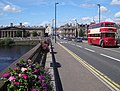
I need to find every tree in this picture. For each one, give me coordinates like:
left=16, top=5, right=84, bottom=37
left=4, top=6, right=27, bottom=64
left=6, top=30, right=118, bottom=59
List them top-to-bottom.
left=79, top=29, right=85, bottom=37
left=16, top=31, right=22, bottom=37
left=24, top=31, right=30, bottom=37
left=32, top=31, right=38, bottom=37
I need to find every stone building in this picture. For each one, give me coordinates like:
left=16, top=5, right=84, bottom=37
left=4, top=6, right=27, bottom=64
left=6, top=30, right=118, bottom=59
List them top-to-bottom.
left=0, top=23, right=45, bottom=39
left=58, top=23, right=88, bottom=38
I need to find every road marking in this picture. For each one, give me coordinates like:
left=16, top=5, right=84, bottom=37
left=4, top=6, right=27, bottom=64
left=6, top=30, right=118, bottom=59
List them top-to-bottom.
left=57, top=42, right=120, bottom=91
left=71, top=43, right=76, bottom=46
left=76, top=45, right=82, bottom=48
left=84, top=48, right=95, bottom=53
left=104, top=48, right=120, bottom=54
left=100, top=54, right=120, bottom=62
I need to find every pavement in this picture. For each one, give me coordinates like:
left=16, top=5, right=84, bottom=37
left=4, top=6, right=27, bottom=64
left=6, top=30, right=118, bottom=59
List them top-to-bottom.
left=45, top=40, right=115, bottom=91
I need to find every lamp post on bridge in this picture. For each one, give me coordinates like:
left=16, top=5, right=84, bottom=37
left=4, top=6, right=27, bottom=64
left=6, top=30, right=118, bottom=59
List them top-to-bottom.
left=55, top=2, right=59, bottom=43
left=97, top=4, right=101, bottom=23
left=75, top=19, right=78, bottom=38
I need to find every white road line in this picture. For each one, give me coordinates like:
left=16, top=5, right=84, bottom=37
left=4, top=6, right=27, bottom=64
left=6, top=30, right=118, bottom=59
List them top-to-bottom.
left=71, top=43, right=76, bottom=46
left=76, top=45, right=82, bottom=48
left=84, top=48, right=95, bottom=53
left=100, top=54, right=120, bottom=62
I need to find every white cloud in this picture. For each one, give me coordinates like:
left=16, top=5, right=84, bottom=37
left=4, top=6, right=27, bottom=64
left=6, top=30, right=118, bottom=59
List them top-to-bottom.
left=110, top=0, right=120, bottom=5
left=3, top=4, right=21, bottom=13
left=80, top=4, right=96, bottom=8
left=100, top=6, right=109, bottom=13
left=114, top=12, right=120, bottom=18
left=80, top=16, right=93, bottom=24
left=81, top=17, right=91, bottom=21
left=105, top=18, right=114, bottom=22
left=23, top=22, right=29, bottom=26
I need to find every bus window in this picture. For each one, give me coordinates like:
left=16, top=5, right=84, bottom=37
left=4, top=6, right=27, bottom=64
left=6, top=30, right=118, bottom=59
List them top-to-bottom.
left=105, top=23, right=116, bottom=27
left=101, top=33, right=105, bottom=38
left=105, top=33, right=115, bottom=38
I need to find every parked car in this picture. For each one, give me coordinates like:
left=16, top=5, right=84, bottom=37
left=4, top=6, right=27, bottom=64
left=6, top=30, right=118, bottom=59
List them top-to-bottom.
left=75, top=37, right=82, bottom=42
left=67, top=38, right=72, bottom=41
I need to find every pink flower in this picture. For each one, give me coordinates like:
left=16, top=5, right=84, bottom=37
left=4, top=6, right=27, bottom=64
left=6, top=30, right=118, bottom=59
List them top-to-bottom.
left=28, top=59, right=32, bottom=62
left=14, top=67, right=18, bottom=71
left=21, top=67, right=27, bottom=72
left=34, top=69, right=38, bottom=73
left=3, top=73, right=9, bottom=78
left=19, top=74, right=22, bottom=77
left=21, top=74, right=28, bottom=79
left=38, top=75, right=44, bottom=80
left=8, top=76, right=16, bottom=81
left=14, top=82, right=20, bottom=85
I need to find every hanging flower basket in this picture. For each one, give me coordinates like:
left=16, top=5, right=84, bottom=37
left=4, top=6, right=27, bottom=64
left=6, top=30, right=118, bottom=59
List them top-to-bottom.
left=1, top=59, right=53, bottom=91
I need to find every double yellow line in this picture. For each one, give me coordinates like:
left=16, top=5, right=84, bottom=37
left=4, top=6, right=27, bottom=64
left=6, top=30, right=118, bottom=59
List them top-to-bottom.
left=58, top=42, right=120, bottom=91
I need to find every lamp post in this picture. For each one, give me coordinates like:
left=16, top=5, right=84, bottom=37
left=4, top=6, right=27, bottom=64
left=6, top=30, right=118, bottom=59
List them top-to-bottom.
left=55, top=3, right=59, bottom=43
left=97, top=4, right=101, bottom=23
left=52, top=19, right=54, bottom=39
left=75, top=19, right=78, bottom=38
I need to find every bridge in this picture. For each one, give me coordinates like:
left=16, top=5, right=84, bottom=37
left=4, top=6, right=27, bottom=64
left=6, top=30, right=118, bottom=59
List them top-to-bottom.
left=0, top=38, right=120, bottom=91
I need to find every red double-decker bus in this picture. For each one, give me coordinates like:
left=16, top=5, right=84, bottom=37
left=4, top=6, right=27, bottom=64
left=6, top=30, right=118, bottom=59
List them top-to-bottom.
left=88, top=22, right=117, bottom=47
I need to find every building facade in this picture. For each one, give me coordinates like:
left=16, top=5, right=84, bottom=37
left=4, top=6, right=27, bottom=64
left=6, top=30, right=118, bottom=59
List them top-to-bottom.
left=0, top=23, right=45, bottom=39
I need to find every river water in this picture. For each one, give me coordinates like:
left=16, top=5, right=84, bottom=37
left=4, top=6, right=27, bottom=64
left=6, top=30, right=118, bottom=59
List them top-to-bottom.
left=0, top=46, right=34, bottom=72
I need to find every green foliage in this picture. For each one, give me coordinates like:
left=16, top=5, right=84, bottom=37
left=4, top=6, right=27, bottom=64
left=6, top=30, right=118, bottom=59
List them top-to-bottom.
left=79, top=29, right=85, bottom=37
left=16, top=31, right=22, bottom=37
left=24, top=31, right=30, bottom=37
left=32, top=31, right=38, bottom=37
left=0, top=38, right=15, bottom=46
left=1, top=59, right=53, bottom=91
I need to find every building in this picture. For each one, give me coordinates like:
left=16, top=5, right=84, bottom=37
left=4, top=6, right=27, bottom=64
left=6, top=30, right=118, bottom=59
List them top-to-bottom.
left=0, top=23, right=45, bottom=40
left=58, top=23, right=88, bottom=38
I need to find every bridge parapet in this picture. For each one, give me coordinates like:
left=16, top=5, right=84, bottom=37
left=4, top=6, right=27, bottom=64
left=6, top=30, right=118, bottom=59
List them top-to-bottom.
left=0, top=42, right=46, bottom=88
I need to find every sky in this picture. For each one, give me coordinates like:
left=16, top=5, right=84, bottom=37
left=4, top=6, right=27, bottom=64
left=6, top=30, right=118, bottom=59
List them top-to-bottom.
left=0, top=0, right=120, bottom=27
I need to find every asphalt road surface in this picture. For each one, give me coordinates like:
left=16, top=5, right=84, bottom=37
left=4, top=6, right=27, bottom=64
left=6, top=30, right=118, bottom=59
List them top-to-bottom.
left=58, top=39, right=120, bottom=86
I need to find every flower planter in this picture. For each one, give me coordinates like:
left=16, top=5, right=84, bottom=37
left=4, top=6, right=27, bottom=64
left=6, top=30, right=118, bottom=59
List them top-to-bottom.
left=1, top=59, right=53, bottom=91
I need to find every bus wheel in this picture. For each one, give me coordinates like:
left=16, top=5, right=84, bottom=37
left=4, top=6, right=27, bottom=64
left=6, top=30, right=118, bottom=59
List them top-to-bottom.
left=100, top=41, right=104, bottom=48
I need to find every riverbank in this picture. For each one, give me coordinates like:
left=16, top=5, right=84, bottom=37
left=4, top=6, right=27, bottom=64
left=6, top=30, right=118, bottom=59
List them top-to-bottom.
left=0, top=38, right=40, bottom=46
left=14, top=40, right=40, bottom=46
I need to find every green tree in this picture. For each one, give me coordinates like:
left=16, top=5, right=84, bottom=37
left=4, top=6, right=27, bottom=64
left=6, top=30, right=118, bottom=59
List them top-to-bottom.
left=79, top=29, right=85, bottom=37
left=16, top=31, right=22, bottom=37
left=24, top=31, right=30, bottom=37
left=32, top=31, right=38, bottom=37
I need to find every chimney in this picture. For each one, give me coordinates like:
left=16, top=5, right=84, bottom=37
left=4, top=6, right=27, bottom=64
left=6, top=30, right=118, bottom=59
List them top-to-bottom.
left=10, top=23, right=13, bottom=27
left=20, top=23, right=22, bottom=27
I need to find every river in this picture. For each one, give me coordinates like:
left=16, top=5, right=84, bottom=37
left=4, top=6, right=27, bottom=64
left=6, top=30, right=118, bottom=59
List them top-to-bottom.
left=0, top=46, right=34, bottom=72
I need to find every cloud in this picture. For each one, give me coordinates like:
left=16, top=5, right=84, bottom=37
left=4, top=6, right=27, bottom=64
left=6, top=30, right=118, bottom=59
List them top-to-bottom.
left=110, top=0, right=120, bottom=5
left=0, top=1, right=21, bottom=13
left=3, top=4, right=21, bottom=13
left=80, top=4, right=96, bottom=8
left=100, top=6, right=109, bottom=13
left=114, top=12, right=120, bottom=18
left=80, top=16, right=93, bottom=24
left=81, top=17, right=91, bottom=21
left=104, top=18, right=114, bottom=22
left=23, top=22, right=29, bottom=26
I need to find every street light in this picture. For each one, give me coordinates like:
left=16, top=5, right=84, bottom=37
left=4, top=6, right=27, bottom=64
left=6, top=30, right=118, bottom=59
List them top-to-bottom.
left=55, top=2, right=59, bottom=43
left=97, top=4, right=101, bottom=23
left=52, top=19, right=54, bottom=39
left=75, top=19, right=78, bottom=38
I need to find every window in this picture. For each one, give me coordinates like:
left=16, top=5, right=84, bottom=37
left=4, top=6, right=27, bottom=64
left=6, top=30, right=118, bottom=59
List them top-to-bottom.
left=105, top=23, right=116, bottom=27
left=105, top=33, right=115, bottom=38
left=90, top=34, right=100, bottom=37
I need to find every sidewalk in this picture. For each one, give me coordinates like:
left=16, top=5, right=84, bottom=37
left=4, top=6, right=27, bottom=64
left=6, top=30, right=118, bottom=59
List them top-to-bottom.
left=46, top=41, right=112, bottom=91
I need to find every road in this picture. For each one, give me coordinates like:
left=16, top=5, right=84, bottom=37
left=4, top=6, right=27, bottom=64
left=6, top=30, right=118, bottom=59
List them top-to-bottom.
left=57, top=39, right=120, bottom=86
